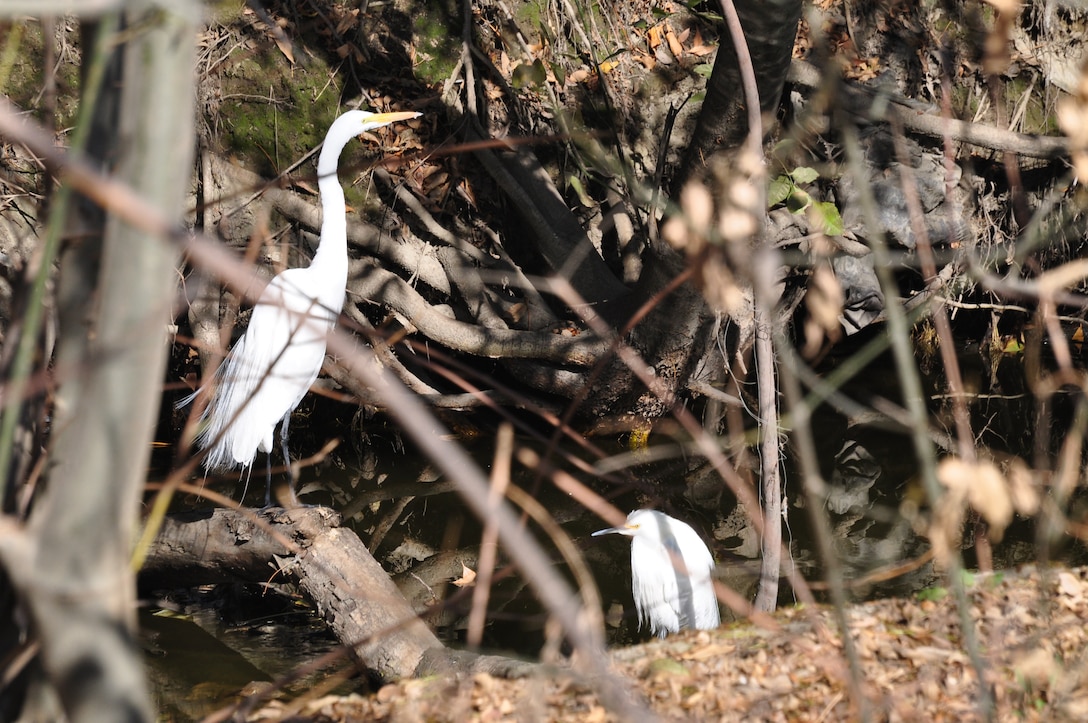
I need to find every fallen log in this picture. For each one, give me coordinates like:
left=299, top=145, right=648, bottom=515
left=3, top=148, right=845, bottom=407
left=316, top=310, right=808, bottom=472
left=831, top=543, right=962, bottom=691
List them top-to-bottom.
left=140, top=506, right=534, bottom=682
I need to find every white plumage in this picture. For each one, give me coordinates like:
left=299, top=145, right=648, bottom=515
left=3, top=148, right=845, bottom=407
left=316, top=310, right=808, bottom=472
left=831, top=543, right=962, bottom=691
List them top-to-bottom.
left=185, top=109, right=420, bottom=482
left=593, top=509, right=720, bottom=638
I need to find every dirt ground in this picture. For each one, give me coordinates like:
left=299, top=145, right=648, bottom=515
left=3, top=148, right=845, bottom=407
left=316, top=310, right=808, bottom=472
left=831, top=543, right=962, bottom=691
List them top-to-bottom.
left=246, top=564, right=1088, bottom=722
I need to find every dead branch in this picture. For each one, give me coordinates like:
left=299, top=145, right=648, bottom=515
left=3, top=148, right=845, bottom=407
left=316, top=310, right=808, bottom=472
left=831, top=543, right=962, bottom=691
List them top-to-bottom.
left=788, top=60, right=1069, bottom=160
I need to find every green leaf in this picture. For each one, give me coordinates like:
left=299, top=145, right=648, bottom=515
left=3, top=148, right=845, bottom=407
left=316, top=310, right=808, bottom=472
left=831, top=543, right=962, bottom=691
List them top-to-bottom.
left=682, top=1, right=722, bottom=22
left=537, top=21, right=555, bottom=45
left=512, top=59, right=548, bottom=89
left=549, top=61, right=565, bottom=86
left=693, top=63, right=714, bottom=78
left=790, top=166, right=819, bottom=184
left=566, top=174, right=594, bottom=208
left=767, top=176, right=793, bottom=207
left=786, top=187, right=811, bottom=213
left=811, top=201, right=844, bottom=235
left=916, top=586, right=948, bottom=602
left=647, top=658, right=688, bottom=675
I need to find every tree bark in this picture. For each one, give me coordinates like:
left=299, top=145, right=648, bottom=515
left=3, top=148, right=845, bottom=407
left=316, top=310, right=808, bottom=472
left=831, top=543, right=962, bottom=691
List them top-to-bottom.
left=672, top=0, right=804, bottom=193
left=8, top=6, right=198, bottom=721
left=465, top=125, right=632, bottom=309
left=752, top=303, right=781, bottom=612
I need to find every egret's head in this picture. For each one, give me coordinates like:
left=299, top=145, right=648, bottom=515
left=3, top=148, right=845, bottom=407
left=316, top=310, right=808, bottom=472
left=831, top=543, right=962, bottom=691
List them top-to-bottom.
left=335, top=108, right=421, bottom=135
left=320, top=109, right=422, bottom=171
left=592, top=509, right=663, bottom=539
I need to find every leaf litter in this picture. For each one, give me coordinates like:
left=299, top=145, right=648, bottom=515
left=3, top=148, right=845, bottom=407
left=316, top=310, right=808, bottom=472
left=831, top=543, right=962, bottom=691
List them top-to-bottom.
left=250, top=565, right=1088, bottom=721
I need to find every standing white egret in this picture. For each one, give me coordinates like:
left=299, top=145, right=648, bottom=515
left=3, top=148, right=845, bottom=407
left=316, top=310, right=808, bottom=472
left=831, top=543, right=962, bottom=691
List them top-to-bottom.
left=186, top=109, right=420, bottom=504
left=593, top=509, right=720, bottom=638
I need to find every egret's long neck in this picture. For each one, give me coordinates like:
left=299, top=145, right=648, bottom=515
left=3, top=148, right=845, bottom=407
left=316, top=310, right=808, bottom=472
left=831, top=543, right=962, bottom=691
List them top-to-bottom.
left=311, top=136, right=350, bottom=282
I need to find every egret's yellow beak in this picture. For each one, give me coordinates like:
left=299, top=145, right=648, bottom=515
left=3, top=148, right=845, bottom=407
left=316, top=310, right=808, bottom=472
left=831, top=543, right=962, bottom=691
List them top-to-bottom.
left=366, top=110, right=421, bottom=126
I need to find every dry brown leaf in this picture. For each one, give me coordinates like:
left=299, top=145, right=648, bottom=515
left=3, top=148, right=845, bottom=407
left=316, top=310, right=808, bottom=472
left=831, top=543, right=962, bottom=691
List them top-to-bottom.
left=334, top=9, right=359, bottom=35
left=648, top=24, right=664, bottom=50
left=665, top=28, right=684, bottom=59
left=688, top=28, right=715, bottom=57
left=273, top=32, right=294, bottom=64
left=633, top=50, right=657, bottom=69
left=846, top=57, right=881, bottom=82
left=568, top=68, right=590, bottom=84
left=421, top=170, right=450, bottom=196
left=456, top=177, right=477, bottom=207
left=292, top=179, right=318, bottom=196
left=680, top=181, right=714, bottom=237
left=717, top=206, right=757, bottom=242
left=661, top=215, right=689, bottom=251
left=700, top=255, right=746, bottom=315
left=803, top=261, right=844, bottom=358
left=806, top=262, right=844, bottom=333
left=505, top=302, right=526, bottom=323
left=935, top=456, right=970, bottom=495
left=936, top=457, right=1013, bottom=541
left=932, top=458, right=970, bottom=566
left=1005, top=458, right=1040, bottom=515
left=968, top=460, right=1014, bottom=539
left=452, top=563, right=476, bottom=587
left=1057, top=571, right=1085, bottom=610
left=682, top=643, right=737, bottom=661
left=900, top=646, right=967, bottom=664
left=1012, top=646, right=1060, bottom=689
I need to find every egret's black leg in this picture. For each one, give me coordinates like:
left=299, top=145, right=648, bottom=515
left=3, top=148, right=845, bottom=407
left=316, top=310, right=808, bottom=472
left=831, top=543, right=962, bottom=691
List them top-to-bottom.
left=279, top=410, right=298, bottom=507
left=264, top=447, right=272, bottom=508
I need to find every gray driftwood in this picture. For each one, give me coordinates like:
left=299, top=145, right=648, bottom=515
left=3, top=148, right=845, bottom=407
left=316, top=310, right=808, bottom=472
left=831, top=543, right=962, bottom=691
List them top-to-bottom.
left=141, top=506, right=534, bottom=682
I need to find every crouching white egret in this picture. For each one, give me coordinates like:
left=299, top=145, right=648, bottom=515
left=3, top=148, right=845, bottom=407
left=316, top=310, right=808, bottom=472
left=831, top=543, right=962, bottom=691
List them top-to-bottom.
left=184, top=108, right=420, bottom=505
left=593, top=509, right=720, bottom=638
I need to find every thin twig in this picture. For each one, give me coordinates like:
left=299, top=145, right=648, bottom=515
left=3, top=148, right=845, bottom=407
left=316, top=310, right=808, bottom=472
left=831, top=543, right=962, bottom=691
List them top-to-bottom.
left=841, top=122, right=993, bottom=718
left=467, top=424, right=514, bottom=649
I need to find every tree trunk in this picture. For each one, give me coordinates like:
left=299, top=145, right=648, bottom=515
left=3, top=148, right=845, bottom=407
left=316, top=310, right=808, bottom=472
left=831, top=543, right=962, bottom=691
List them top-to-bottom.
left=671, top=0, right=804, bottom=193
left=8, top=7, right=198, bottom=721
